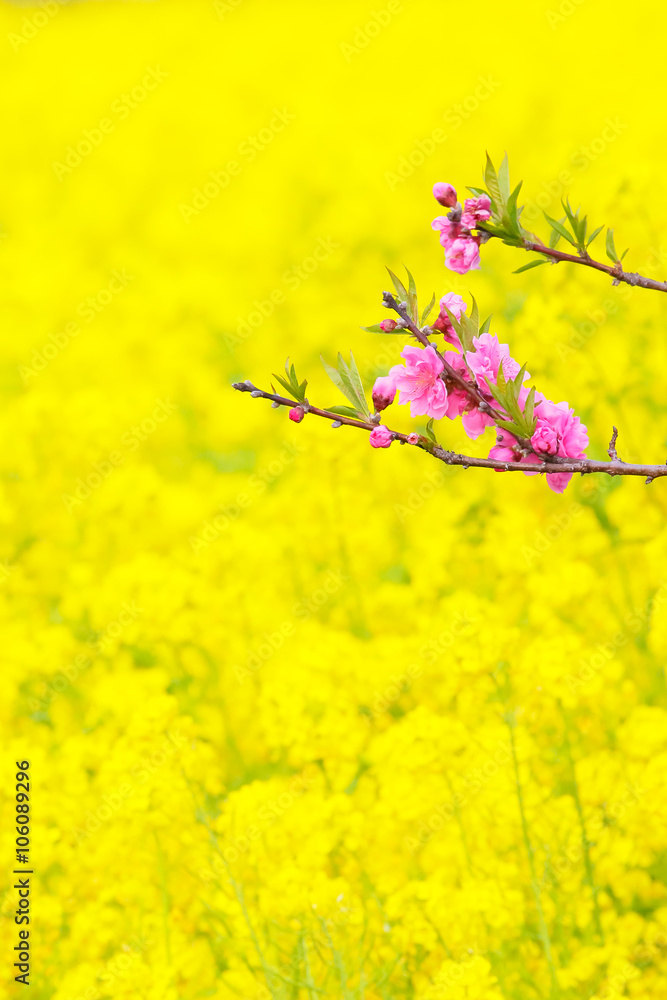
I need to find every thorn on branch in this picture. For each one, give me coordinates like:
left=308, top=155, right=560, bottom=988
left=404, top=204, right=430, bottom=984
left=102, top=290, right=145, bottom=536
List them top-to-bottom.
left=608, top=426, right=619, bottom=461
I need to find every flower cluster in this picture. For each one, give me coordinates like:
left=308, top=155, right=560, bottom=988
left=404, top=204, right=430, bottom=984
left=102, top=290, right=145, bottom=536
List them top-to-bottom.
left=431, top=182, right=490, bottom=275
left=370, top=293, right=588, bottom=493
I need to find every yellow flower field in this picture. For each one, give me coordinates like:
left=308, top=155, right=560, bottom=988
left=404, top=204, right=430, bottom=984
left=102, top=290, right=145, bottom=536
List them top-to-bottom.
left=1, top=1, right=667, bottom=997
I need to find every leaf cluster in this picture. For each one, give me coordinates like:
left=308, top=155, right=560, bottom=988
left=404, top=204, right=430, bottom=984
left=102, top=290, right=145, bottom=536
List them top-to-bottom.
left=471, top=153, right=528, bottom=248
left=362, top=267, right=436, bottom=334
left=321, top=352, right=370, bottom=419
left=272, top=358, right=308, bottom=402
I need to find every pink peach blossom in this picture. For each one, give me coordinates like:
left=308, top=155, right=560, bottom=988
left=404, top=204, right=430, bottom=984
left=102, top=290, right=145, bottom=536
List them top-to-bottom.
left=433, top=182, right=457, bottom=207
left=461, top=194, right=492, bottom=230
left=431, top=215, right=462, bottom=247
left=445, top=237, right=481, bottom=275
left=433, top=292, right=467, bottom=346
left=465, top=333, right=525, bottom=390
left=389, top=344, right=448, bottom=420
left=372, top=376, right=396, bottom=412
left=532, top=396, right=589, bottom=460
left=487, top=397, right=589, bottom=493
left=369, top=425, right=393, bottom=449
left=407, top=432, right=420, bottom=444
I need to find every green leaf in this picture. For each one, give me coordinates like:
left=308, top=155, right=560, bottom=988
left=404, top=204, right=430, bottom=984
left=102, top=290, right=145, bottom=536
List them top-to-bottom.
left=484, top=153, right=503, bottom=214
left=497, top=153, right=510, bottom=206
left=505, top=181, right=523, bottom=234
left=467, top=186, right=487, bottom=198
left=544, top=213, right=576, bottom=246
left=577, top=213, right=588, bottom=245
left=477, top=221, right=509, bottom=239
left=587, top=224, right=604, bottom=247
left=548, top=225, right=561, bottom=248
left=605, top=228, right=618, bottom=263
left=620, top=248, right=629, bottom=261
left=514, top=259, right=549, bottom=274
left=404, top=266, right=419, bottom=322
left=405, top=266, right=417, bottom=301
left=386, top=267, right=408, bottom=303
left=421, top=292, right=436, bottom=326
left=470, top=295, right=479, bottom=331
left=458, top=310, right=478, bottom=355
left=480, top=315, right=492, bottom=334
left=361, top=323, right=403, bottom=334
left=340, top=351, right=370, bottom=418
left=321, top=354, right=353, bottom=410
left=272, top=357, right=307, bottom=402
left=496, top=362, right=507, bottom=392
left=273, top=373, right=296, bottom=397
left=523, top=386, right=536, bottom=426
left=327, top=404, right=363, bottom=418
left=425, top=418, right=438, bottom=444
left=494, top=418, right=520, bottom=436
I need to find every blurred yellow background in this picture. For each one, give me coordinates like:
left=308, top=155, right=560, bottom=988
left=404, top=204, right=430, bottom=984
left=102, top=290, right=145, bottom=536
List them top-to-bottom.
left=1, top=1, right=667, bottom=997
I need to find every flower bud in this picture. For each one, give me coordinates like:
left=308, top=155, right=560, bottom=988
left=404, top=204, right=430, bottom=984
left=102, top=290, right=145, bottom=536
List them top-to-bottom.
left=433, top=182, right=457, bottom=208
left=380, top=319, right=397, bottom=332
left=372, top=376, right=396, bottom=412
left=289, top=407, right=305, bottom=423
left=369, top=425, right=393, bottom=449
left=407, top=433, right=420, bottom=444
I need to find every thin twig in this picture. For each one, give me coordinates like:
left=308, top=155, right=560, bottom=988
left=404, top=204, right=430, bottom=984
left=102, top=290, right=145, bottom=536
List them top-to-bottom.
left=503, top=235, right=667, bottom=293
left=232, top=382, right=667, bottom=481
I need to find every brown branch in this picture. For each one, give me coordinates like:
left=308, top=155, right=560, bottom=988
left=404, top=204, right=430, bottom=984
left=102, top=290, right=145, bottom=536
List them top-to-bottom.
left=514, top=239, right=667, bottom=293
left=382, top=291, right=496, bottom=415
left=232, top=381, right=667, bottom=482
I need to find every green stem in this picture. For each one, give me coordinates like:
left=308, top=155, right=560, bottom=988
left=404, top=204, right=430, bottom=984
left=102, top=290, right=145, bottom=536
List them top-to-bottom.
left=560, top=706, right=605, bottom=944
left=506, top=717, right=560, bottom=999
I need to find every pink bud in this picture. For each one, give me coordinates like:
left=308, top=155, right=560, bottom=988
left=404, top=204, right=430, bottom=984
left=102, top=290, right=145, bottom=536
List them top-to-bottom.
left=433, top=182, right=457, bottom=208
left=380, top=319, right=397, bottom=332
left=372, top=376, right=396, bottom=412
left=289, top=407, right=305, bottom=423
left=369, top=425, right=393, bottom=449
left=407, top=433, right=420, bottom=444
